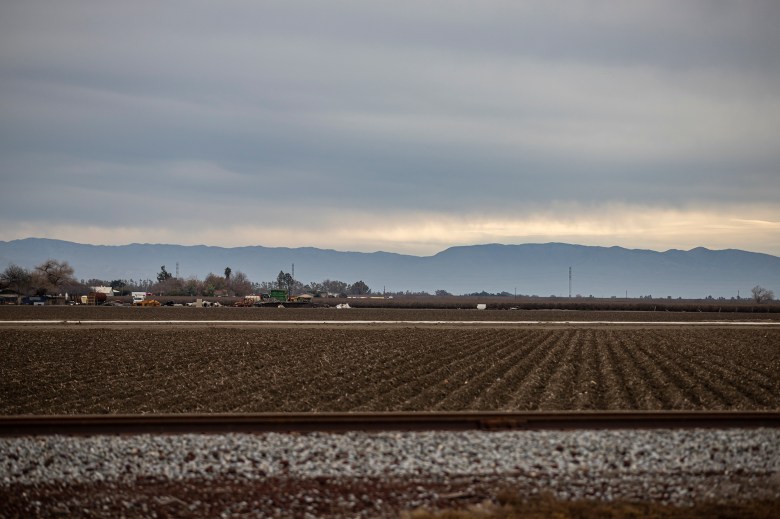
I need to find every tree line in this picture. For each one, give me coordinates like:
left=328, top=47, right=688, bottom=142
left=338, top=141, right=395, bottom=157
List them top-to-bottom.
left=1, top=258, right=776, bottom=303
left=0, top=259, right=375, bottom=300
left=144, top=266, right=373, bottom=298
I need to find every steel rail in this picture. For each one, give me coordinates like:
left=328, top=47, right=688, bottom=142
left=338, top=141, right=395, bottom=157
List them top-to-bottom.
left=1, top=411, right=778, bottom=436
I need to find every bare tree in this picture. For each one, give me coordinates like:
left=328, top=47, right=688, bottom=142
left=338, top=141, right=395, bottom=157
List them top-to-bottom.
left=35, top=259, right=76, bottom=295
left=1, top=264, right=32, bottom=303
left=230, top=271, right=252, bottom=297
left=151, top=276, right=185, bottom=297
left=322, top=279, right=348, bottom=296
left=751, top=285, right=775, bottom=303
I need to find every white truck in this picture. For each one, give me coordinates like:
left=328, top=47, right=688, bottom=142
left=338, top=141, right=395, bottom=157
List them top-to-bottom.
left=131, top=292, right=147, bottom=305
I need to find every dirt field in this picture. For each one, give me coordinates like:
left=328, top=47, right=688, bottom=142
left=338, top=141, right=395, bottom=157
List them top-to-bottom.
left=2, top=304, right=780, bottom=322
left=2, top=307, right=779, bottom=518
left=2, top=309, right=778, bottom=414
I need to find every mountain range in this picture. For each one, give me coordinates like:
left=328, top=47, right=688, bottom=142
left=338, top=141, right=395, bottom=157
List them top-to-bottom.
left=1, top=238, right=778, bottom=298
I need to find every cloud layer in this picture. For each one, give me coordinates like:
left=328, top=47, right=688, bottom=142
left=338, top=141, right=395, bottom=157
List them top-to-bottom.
left=2, top=1, right=779, bottom=255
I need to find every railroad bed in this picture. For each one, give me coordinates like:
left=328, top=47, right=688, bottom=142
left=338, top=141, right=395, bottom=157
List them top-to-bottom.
left=1, top=414, right=779, bottom=518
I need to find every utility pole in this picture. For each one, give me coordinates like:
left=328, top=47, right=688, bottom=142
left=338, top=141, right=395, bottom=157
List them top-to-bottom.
left=568, top=267, right=572, bottom=298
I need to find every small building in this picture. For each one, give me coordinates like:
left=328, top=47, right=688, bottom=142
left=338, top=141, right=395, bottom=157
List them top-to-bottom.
left=0, top=289, right=20, bottom=304
left=22, top=295, right=48, bottom=306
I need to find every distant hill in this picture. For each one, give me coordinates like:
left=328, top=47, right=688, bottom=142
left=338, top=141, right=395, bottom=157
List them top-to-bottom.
left=1, top=238, right=778, bottom=298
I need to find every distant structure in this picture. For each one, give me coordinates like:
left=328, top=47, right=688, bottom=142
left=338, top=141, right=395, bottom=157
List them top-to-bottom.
left=569, top=266, right=572, bottom=298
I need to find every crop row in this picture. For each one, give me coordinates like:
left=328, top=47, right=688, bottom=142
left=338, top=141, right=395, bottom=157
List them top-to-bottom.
left=1, top=326, right=778, bottom=414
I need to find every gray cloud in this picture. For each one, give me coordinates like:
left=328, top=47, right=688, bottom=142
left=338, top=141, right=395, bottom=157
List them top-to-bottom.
left=1, top=1, right=779, bottom=253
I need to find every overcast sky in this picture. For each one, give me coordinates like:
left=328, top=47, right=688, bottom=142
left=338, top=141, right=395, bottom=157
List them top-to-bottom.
left=2, top=1, right=779, bottom=256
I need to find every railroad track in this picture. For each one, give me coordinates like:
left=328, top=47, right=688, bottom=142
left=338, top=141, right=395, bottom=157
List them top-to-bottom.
left=1, top=411, right=778, bottom=436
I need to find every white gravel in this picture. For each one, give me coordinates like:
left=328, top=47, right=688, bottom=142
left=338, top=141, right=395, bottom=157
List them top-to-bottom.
left=3, top=428, right=780, bottom=508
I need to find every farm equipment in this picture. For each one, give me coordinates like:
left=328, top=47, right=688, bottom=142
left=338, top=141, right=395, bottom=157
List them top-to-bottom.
left=269, top=289, right=288, bottom=303
left=251, top=290, right=313, bottom=307
left=80, top=292, right=107, bottom=305
left=135, top=299, right=160, bottom=306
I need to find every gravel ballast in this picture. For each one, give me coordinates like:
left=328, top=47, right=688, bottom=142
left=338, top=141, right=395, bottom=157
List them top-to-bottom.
left=2, top=428, right=779, bottom=517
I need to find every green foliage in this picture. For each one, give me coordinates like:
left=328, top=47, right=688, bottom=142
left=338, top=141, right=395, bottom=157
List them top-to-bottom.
left=157, top=265, right=172, bottom=283
left=277, top=271, right=294, bottom=291
left=349, top=280, right=370, bottom=295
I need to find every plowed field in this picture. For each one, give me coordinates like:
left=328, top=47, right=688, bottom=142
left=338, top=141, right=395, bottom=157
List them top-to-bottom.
left=2, top=305, right=779, bottom=322
left=2, top=325, right=778, bottom=414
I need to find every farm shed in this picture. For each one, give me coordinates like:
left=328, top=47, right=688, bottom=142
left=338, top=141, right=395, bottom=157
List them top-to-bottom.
left=0, top=290, right=20, bottom=304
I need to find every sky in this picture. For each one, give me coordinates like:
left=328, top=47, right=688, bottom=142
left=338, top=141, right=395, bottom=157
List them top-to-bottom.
left=1, top=1, right=779, bottom=256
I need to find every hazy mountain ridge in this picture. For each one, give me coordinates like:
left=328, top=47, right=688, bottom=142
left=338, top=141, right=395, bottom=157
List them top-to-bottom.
left=1, top=238, right=778, bottom=298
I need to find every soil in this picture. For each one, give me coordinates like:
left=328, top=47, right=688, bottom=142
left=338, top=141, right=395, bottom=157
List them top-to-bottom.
left=2, top=304, right=780, bottom=322
left=2, top=307, right=778, bottom=517
left=1, top=316, right=778, bottom=414
left=3, top=477, right=778, bottom=519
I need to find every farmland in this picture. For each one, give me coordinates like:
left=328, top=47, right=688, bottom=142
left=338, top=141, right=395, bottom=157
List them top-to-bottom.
left=1, top=306, right=778, bottom=414
left=2, top=306, right=779, bottom=518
